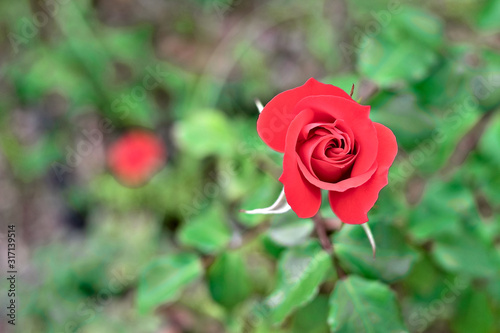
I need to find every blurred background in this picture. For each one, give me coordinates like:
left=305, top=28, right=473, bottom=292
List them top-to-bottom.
left=1, top=0, right=500, bottom=332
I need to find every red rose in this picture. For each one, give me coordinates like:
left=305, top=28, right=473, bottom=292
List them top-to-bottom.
left=256, top=78, right=398, bottom=224
left=107, top=130, right=166, bottom=187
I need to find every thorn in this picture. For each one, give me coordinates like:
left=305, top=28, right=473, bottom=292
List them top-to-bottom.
left=350, top=84, right=355, bottom=98
left=361, top=223, right=376, bottom=259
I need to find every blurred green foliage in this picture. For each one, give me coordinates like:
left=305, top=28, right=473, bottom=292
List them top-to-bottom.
left=1, top=0, right=500, bottom=332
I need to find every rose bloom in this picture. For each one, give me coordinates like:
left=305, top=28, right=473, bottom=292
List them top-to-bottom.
left=257, top=78, right=398, bottom=224
left=107, top=130, right=166, bottom=187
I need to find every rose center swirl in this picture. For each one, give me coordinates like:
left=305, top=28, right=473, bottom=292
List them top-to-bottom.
left=297, top=120, right=358, bottom=183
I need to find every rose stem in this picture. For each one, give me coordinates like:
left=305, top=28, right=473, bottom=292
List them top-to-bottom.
left=312, top=213, right=347, bottom=279
left=312, top=214, right=332, bottom=253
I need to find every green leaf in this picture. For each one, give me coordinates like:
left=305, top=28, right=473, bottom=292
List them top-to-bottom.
left=475, top=0, right=500, bottom=31
left=357, top=8, right=442, bottom=87
left=395, top=9, right=443, bottom=48
left=101, top=26, right=154, bottom=62
left=359, top=35, right=437, bottom=87
left=413, top=45, right=471, bottom=109
left=415, top=45, right=500, bottom=112
left=471, top=48, right=500, bottom=110
left=369, top=92, right=436, bottom=149
left=174, top=109, right=235, bottom=158
left=478, top=113, right=500, bottom=167
left=471, top=114, right=500, bottom=204
left=410, top=178, right=499, bottom=278
left=409, top=179, right=479, bottom=243
left=178, top=205, right=231, bottom=254
left=268, top=214, right=314, bottom=247
left=334, top=222, right=419, bottom=282
left=432, top=230, right=499, bottom=278
left=262, top=234, right=286, bottom=260
left=266, top=240, right=332, bottom=325
left=208, top=251, right=252, bottom=309
left=137, top=253, right=203, bottom=314
left=401, top=256, right=448, bottom=299
left=402, top=258, right=470, bottom=332
left=328, top=275, right=409, bottom=333
left=452, top=289, right=495, bottom=333
left=291, top=295, right=330, bottom=333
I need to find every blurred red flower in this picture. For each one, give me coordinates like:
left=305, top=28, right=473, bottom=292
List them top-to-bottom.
left=107, top=130, right=166, bottom=187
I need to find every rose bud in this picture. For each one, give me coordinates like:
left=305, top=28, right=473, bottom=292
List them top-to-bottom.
left=246, top=78, right=398, bottom=224
left=107, top=130, right=166, bottom=187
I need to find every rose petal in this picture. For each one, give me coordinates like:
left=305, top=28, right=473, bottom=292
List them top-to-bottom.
left=257, top=78, right=352, bottom=153
left=294, top=96, right=378, bottom=177
left=291, top=107, right=377, bottom=193
left=280, top=109, right=322, bottom=218
left=332, top=120, right=356, bottom=155
left=311, top=121, right=355, bottom=161
left=328, top=123, right=398, bottom=224
left=297, top=134, right=356, bottom=184
left=297, top=135, right=327, bottom=176
left=313, top=137, right=337, bottom=159
left=297, top=156, right=377, bottom=192
left=311, top=157, right=355, bottom=183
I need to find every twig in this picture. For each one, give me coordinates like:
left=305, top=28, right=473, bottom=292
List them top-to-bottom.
left=312, top=213, right=347, bottom=279
left=312, top=214, right=333, bottom=253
